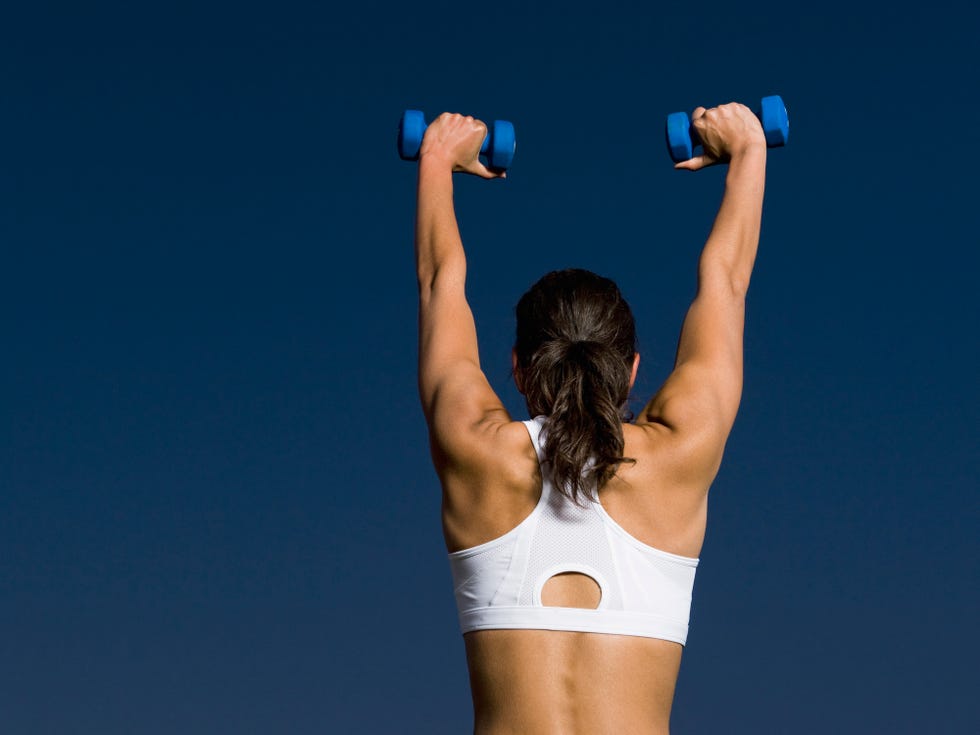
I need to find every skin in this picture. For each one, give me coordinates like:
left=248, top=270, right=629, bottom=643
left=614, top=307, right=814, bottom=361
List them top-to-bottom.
left=415, top=106, right=767, bottom=734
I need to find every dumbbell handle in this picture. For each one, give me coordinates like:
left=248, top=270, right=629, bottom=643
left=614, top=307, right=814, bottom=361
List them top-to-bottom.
left=666, top=95, right=789, bottom=163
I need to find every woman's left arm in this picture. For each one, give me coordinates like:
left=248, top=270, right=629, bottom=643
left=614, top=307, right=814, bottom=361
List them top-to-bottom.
left=415, top=115, right=510, bottom=470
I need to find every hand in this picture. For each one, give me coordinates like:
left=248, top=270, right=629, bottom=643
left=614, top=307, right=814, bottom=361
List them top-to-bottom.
left=674, top=103, right=767, bottom=171
left=418, top=112, right=505, bottom=179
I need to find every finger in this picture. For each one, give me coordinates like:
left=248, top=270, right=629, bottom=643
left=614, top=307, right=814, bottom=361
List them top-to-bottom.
left=691, top=106, right=707, bottom=119
left=674, top=155, right=710, bottom=171
left=454, top=158, right=497, bottom=179
left=473, top=161, right=506, bottom=180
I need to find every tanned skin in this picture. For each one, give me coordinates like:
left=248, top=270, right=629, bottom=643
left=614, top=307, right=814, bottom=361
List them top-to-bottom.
left=415, top=106, right=767, bottom=734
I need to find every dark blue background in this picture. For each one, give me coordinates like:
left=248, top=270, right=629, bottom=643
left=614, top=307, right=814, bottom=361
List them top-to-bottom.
left=2, top=1, right=977, bottom=732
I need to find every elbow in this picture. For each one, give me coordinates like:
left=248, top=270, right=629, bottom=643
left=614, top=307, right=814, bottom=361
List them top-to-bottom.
left=418, top=255, right=467, bottom=297
left=698, top=258, right=751, bottom=298
left=730, top=272, right=751, bottom=297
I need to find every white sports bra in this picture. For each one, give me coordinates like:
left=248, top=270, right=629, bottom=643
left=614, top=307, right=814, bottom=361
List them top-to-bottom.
left=447, top=416, right=699, bottom=645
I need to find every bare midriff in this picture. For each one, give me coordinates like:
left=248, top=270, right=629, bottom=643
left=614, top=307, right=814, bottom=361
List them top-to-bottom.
left=464, top=628, right=682, bottom=735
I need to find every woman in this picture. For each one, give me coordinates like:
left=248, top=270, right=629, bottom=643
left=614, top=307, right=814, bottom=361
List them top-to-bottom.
left=414, top=106, right=767, bottom=734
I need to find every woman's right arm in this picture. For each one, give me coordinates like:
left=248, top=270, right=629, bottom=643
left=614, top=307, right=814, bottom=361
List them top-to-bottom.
left=635, top=103, right=767, bottom=490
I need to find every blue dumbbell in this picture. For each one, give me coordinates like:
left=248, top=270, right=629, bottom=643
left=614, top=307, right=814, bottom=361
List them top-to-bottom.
left=665, top=95, right=789, bottom=163
left=397, top=110, right=517, bottom=172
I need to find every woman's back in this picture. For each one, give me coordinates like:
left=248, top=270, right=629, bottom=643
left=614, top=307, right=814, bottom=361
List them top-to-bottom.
left=442, top=420, right=709, bottom=735
left=464, top=628, right=681, bottom=735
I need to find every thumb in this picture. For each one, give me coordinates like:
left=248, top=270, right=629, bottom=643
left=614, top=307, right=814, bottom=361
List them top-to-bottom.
left=674, top=156, right=707, bottom=171
left=473, top=160, right=507, bottom=179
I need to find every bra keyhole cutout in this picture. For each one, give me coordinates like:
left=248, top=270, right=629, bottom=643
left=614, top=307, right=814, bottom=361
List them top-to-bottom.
left=540, top=572, right=601, bottom=609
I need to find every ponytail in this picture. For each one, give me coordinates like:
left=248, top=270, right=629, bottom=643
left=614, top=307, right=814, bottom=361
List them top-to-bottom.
left=514, top=270, right=637, bottom=503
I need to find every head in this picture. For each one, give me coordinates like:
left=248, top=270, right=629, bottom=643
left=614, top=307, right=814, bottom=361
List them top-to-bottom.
left=512, top=268, right=639, bottom=503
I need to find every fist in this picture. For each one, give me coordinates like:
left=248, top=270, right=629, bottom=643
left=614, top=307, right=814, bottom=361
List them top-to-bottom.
left=676, top=103, right=766, bottom=171
left=419, top=113, right=504, bottom=179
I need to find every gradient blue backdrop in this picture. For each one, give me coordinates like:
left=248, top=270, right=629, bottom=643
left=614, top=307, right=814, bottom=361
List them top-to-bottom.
left=2, top=1, right=977, bottom=733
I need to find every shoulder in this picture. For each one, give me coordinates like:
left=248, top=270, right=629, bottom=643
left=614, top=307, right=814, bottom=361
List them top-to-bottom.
left=430, top=414, right=535, bottom=480
left=436, top=418, right=542, bottom=552
left=624, top=419, right=724, bottom=494
left=603, top=423, right=710, bottom=556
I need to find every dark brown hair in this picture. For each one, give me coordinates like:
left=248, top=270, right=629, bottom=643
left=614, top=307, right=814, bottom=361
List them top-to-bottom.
left=514, top=268, right=637, bottom=503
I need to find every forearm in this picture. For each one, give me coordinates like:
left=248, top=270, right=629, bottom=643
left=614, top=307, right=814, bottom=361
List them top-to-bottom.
left=697, top=145, right=767, bottom=294
left=415, top=156, right=466, bottom=296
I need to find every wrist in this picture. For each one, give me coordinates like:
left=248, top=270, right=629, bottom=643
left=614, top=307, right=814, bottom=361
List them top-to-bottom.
left=729, top=140, right=768, bottom=164
left=418, top=150, right=455, bottom=173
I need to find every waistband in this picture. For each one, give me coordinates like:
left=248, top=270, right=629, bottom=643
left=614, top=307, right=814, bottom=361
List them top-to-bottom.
left=458, top=606, right=689, bottom=645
